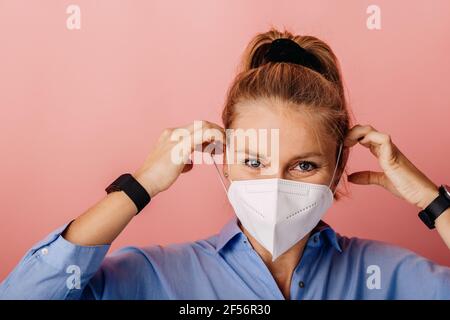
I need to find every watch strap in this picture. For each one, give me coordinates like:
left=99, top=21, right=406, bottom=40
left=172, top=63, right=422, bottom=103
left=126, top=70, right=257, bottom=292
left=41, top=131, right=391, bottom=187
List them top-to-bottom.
left=105, top=173, right=151, bottom=214
left=418, top=185, right=450, bottom=229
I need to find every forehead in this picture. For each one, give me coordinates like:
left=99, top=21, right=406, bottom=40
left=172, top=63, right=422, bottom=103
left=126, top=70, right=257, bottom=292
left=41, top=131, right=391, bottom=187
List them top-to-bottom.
left=229, top=99, right=330, bottom=152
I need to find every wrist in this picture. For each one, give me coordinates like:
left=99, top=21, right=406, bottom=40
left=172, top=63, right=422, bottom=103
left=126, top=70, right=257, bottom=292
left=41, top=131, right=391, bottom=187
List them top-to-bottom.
left=133, top=171, right=159, bottom=198
left=418, top=185, right=440, bottom=210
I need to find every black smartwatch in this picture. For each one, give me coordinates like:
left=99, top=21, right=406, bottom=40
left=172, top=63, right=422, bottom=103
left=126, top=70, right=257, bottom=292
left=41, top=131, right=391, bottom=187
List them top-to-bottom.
left=105, top=173, right=151, bottom=215
left=418, top=184, right=450, bottom=229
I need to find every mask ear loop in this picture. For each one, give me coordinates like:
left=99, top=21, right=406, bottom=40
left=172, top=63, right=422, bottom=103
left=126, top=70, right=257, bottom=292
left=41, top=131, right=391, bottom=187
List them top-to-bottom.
left=328, top=142, right=343, bottom=196
left=212, top=143, right=231, bottom=194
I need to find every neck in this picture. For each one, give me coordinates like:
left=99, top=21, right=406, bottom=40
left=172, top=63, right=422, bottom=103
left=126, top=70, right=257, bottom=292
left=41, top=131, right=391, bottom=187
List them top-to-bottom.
left=238, top=221, right=310, bottom=300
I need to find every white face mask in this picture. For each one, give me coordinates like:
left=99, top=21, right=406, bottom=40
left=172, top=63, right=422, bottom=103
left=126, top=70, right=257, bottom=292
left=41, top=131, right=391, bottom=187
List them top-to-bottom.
left=212, top=143, right=343, bottom=261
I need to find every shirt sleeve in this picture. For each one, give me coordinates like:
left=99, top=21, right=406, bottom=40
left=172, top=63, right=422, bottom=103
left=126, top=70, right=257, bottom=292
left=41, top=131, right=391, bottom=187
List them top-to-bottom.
left=0, top=221, right=110, bottom=300
left=342, top=237, right=450, bottom=299
left=388, top=247, right=450, bottom=299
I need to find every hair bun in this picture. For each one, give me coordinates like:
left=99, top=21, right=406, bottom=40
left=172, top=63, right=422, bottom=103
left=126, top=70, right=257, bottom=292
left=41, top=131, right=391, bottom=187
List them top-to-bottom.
left=263, top=38, right=325, bottom=75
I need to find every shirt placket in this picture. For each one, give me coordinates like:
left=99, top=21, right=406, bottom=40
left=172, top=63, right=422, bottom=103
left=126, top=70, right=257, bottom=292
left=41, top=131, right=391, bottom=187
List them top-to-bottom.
left=290, top=233, right=321, bottom=300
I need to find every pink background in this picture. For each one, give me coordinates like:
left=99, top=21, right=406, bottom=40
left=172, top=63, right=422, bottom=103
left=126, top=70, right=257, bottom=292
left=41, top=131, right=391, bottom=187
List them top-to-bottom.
left=1, top=0, right=449, bottom=280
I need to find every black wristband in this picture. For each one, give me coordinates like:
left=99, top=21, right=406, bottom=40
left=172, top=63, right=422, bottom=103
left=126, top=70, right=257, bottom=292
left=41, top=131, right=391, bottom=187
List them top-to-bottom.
left=105, top=173, right=151, bottom=214
left=418, top=185, right=450, bottom=229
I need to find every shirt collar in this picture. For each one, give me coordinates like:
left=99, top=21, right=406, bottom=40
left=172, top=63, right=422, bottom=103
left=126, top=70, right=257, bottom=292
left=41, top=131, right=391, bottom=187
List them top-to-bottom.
left=215, top=216, right=342, bottom=253
left=215, top=216, right=242, bottom=253
left=310, top=220, right=343, bottom=253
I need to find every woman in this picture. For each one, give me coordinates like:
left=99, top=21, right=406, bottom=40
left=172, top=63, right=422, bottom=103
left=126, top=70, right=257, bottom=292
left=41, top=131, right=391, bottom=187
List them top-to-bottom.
left=1, top=28, right=449, bottom=300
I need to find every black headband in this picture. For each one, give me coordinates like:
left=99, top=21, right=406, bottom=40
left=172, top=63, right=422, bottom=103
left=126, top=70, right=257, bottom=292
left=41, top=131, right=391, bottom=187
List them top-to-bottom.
left=263, top=38, right=325, bottom=74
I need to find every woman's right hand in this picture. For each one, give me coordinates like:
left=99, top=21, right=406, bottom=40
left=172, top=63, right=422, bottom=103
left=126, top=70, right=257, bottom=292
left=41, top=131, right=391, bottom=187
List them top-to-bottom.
left=61, top=120, right=224, bottom=246
left=133, top=120, right=225, bottom=198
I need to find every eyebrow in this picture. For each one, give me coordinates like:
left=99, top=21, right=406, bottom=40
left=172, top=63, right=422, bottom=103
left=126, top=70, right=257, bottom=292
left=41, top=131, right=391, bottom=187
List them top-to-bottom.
left=234, top=147, right=324, bottom=161
left=234, top=147, right=269, bottom=161
left=292, top=151, right=324, bottom=159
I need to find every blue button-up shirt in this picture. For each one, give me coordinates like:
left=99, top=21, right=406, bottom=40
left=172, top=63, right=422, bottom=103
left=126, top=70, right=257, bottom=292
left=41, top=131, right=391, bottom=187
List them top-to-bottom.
left=1, top=216, right=449, bottom=299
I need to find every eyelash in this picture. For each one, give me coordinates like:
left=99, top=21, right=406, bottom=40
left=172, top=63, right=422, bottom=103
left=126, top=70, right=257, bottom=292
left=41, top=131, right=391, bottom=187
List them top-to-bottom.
left=243, top=158, right=319, bottom=172
left=243, top=158, right=265, bottom=169
left=294, top=161, right=318, bottom=172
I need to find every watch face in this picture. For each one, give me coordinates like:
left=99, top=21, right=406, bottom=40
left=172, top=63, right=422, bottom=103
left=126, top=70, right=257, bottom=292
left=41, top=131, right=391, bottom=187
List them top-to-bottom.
left=444, top=185, right=450, bottom=199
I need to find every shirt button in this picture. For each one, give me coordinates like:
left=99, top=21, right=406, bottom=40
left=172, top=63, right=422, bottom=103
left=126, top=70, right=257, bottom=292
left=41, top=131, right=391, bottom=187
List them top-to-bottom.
left=41, top=248, right=49, bottom=255
left=299, top=281, right=305, bottom=288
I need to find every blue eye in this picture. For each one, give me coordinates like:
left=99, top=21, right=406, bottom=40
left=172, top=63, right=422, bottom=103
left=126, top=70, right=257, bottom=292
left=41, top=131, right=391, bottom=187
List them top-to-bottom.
left=244, top=158, right=262, bottom=169
left=295, top=161, right=317, bottom=172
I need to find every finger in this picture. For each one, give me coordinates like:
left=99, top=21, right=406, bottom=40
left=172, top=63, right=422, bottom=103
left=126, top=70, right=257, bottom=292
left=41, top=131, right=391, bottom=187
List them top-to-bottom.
left=169, top=119, right=225, bottom=147
left=168, top=120, right=224, bottom=142
left=182, top=120, right=225, bottom=135
left=200, top=120, right=226, bottom=132
left=176, top=123, right=226, bottom=163
left=191, top=123, right=225, bottom=152
left=344, top=124, right=377, bottom=147
left=358, top=130, right=391, bottom=146
left=358, top=131, right=397, bottom=163
left=202, top=140, right=224, bottom=155
left=181, top=163, right=193, bottom=173
left=347, top=170, right=385, bottom=187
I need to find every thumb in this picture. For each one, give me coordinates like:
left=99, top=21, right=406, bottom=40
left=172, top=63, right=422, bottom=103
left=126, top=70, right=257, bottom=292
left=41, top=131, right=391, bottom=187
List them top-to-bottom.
left=347, top=171, right=385, bottom=186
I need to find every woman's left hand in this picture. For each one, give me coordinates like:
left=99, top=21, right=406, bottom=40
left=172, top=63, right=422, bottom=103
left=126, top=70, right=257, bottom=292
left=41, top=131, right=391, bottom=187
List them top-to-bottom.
left=344, top=124, right=439, bottom=210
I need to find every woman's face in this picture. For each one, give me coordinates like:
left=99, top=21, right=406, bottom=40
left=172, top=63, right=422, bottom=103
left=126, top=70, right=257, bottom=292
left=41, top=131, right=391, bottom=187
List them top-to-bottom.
left=224, top=98, right=339, bottom=187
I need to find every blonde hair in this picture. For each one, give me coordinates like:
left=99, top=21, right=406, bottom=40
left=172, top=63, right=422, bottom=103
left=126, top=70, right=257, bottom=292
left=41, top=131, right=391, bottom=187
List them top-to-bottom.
left=221, top=27, right=353, bottom=200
